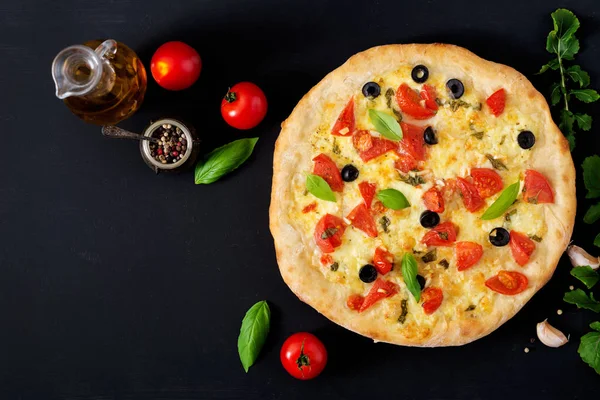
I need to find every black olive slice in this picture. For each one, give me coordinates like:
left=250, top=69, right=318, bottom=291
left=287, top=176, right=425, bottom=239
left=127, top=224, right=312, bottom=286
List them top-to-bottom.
left=411, top=65, right=429, bottom=83
left=446, top=79, right=464, bottom=99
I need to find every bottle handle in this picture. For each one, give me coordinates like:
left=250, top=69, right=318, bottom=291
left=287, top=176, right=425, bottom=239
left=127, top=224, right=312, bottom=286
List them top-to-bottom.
left=94, top=39, right=118, bottom=60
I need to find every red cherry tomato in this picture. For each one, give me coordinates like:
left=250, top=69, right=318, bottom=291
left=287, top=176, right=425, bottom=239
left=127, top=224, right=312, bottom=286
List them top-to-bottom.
left=150, top=41, right=201, bottom=91
left=221, top=82, right=268, bottom=130
left=396, top=83, right=436, bottom=119
left=420, top=84, right=439, bottom=111
left=486, top=88, right=506, bottom=117
left=331, top=98, right=355, bottom=136
left=398, top=122, right=426, bottom=161
left=352, top=130, right=398, bottom=162
left=312, top=154, right=343, bottom=192
left=394, top=154, right=418, bottom=173
left=471, top=168, right=503, bottom=199
left=523, top=169, right=554, bottom=204
left=456, top=177, right=485, bottom=212
left=358, top=181, right=376, bottom=208
left=422, top=187, right=445, bottom=213
left=347, top=203, right=378, bottom=238
left=314, top=214, right=346, bottom=253
left=421, top=221, right=457, bottom=247
left=509, top=231, right=536, bottom=266
left=455, top=241, right=484, bottom=271
left=373, top=247, right=394, bottom=275
left=485, top=271, right=528, bottom=295
left=360, top=278, right=399, bottom=312
left=421, top=287, right=443, bottom=314
left=346, top=294, right=365, bottom=311
left=280, top=332, right=327, bottom=380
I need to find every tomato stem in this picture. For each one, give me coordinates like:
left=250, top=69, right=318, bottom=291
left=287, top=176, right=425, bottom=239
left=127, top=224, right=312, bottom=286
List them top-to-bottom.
left=224, top=90, right=237, bottom=103
left=296, top=339, right=310, bottom=370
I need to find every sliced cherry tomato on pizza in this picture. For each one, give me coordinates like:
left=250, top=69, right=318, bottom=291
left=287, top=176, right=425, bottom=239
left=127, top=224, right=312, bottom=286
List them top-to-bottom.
left=396, top=83, right=435, bottom=119
left=420, top=84, right=439, bottom=111
left=486, top=88, right=506, bottom=117
left=331, top=98, right=355, bottom=136
left=398, top=122, right=425, bottom=161
left=353, top=131, right=398, bottom=162
left=312, top=154, right=343, bottom=192
left=394, top=154, right=418, bottom=173
left=471, top=168, right=503, bottom=199
left=523, top=169, right=554, bottom=204
left=456, top=177, right=485, bottom=212
left=358, top=181, right=376, bottom=208
left=423, top=187, right=445, bottom=213
left=372, top=200, right=386, bottom=214
left=347, top=203, right=378, bottom=238
left=314, top=214, right=346, bottom=253
left=421, top=221, right=457, bottom=247
left=509, top=230, right=536, bottom=266
left=456, top=241, right=484, bottom=271
left=373, top=247, right=394, bottom=275
left=320, top=254, right=333, bottom=265
left=485, top=270, right=528, bottom=295
left=359, top=278, right=399, bottom=312
left=421, top=287, right=443, bottom=315
left=347, top=294, right=364, bottom=311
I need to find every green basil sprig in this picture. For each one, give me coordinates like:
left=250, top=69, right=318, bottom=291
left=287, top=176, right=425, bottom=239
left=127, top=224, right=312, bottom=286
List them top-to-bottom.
left=368, top=109, right=403, bottom=141
left=195, top=138, right=258, bottom=184
left=306, top=174, right=336, bottom=202
left=480, top=182, right=520, bottom=220
left=376, top=188, right=410, bottom=210
left=401, top=253, right=420, bottom=302
left=238, top=300, right=271, bottom=373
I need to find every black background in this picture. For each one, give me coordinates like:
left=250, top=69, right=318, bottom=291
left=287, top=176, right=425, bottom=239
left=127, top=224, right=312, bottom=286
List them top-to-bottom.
left=1, top=0, right=600, bottom=398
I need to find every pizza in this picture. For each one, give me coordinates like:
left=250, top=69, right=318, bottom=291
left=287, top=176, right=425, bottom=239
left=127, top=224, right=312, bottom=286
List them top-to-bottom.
left=269, top=44, right=576, bottom=347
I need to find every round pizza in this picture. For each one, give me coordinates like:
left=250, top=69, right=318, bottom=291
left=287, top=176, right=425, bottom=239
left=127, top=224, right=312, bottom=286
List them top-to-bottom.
left=269, top=44, right=576, bottom=347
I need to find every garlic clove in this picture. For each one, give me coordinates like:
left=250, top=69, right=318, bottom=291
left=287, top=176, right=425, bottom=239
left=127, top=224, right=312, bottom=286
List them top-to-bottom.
left=567, top=245, right=599, bottom=270
left=536, top=319, right=569, bottom=348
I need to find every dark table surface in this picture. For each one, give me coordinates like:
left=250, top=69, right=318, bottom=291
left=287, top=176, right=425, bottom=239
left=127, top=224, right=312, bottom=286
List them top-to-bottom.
left=2, top=0, right=600, bottom=398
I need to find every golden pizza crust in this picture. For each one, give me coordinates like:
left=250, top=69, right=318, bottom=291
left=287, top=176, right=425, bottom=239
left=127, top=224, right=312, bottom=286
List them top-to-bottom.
left=269, top=44, right=576, bottom=346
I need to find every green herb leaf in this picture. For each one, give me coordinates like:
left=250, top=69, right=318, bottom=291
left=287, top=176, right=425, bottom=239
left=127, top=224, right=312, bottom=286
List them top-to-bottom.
left=551, top=8, right=580, bottom=39
left=558, top=35, right=580, bottom=60
left=538, top=59, right=560, bottom=74
left=566, top=65, right=591, bottom=87
left=550, top=82, right=562, bottom=106
left=571, top=89, right=600, bottom=103
left=368, top=109, right=402, bottom=141
left=559, top=109, right=575, bottom=136
left=574, top=113, right=592, bottom=131
left=566, top=134, right=576, bottom=151
left=195, top=138, right=258, bottom=184
left=485, top=154, right=508, bottom=170
left=583, top=155, right=600, bottom=198
left=399, top=173, right=426, bottom=186
left=306, top=174, right=336, bottom=202
left=481, top=182, right=520, bottom=220
left=376, top=188, right=410, bottom=210
left=584, top=203, right=600, bottom=224
left=380, top=216, right=391, bottom=233
left=595, top=233, right=600, bottom=248
left=421, top=249, right=437, bottom=263
left=401, top=253, right=420, bottom=302
left=571, top=266, right=600, bottom=289
left=563, top=289, right=600, bottom=312
left=397, top=299, right=408, bottom=324
left=238, top=300, right=270, bottom=373
left=578, top=322, right=600, bottom=375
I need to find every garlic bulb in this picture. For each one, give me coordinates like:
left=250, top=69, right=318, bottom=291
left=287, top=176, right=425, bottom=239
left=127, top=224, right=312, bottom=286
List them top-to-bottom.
left=567, top=245, right=600, bottom=270
left=536, top=319, right=569, bottom=348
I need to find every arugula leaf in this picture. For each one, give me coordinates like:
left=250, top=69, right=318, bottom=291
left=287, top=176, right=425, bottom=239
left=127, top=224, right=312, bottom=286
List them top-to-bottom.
left=551, top=8, right=580, bottom=39
left=558, top=36, right=580, bottom=60
left=538, top=59, right=559, bottom=74
left=566, top=65, right=590, bottom=87
left=550, top=82, right=562, bottom=106
left=571, top=89, right=600, bottom=103
left=368, top=109, right=402, bottom=141
left=559, top=109, right=575, bottom=135
left=574, top=113, right=592, bottom=131
left=566, top=134, right=576, bottom=151
left=195, top=138, right=258, bottom=184
left=583, top=155, right=600, bottom=198
left=306, top=174, right=336, bottom=202
left=481, top=182, right=520, bottom=220
left=376, top=188, right=410, bottom=210
left=584, top=203, right=600, bottom=224
left=595, top=233, right=600, bottom=248
left=401, top=253, right=420, bottom=302
left=571, top=266, right=600, bottom=289
left=563, top=289, right=600, bottom=312
left=238, top=301, right=270, bottom=373
left=578, top=322, right=600, bottom=375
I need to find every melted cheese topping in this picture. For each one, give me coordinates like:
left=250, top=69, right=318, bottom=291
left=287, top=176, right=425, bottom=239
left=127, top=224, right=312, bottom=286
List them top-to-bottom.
left=288, top=66, right=546, bottom=340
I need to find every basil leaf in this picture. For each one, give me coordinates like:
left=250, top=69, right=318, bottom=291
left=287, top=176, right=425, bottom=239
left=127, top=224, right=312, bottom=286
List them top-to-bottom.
left=368, top=109, right=402, bottom=141
left=195, top=138, right=258, bottom=184
left=583, top=155, right=600, bottom=198
left=306, top=174, right=336, bottom=202
left=481, top=182, right=520, bottom=220
left=376, top=189, right=410, bottom=210
left=584, top=203, right=600, bottom=224
left=401, top=253, right=420, bottom=302
left=571, top=266, right=599, bottom=289
left=563, top=289, right=600, bottom=312
left=238, top=300, right=270, bottom=373
left=578, top=322, right=600, bottom=375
